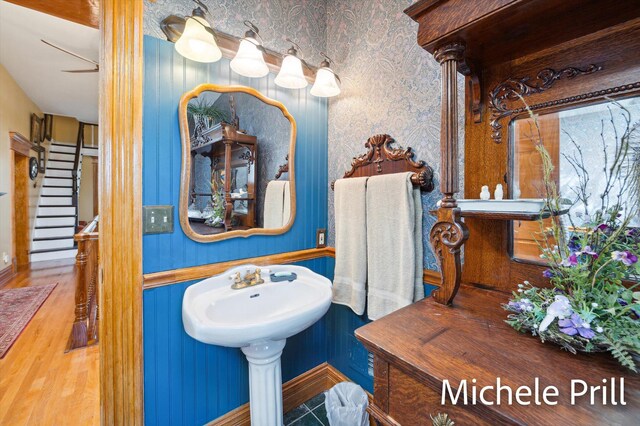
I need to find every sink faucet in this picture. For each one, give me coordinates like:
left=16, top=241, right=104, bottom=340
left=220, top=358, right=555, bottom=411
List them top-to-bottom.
left=230, top=268, right=264, bottom=290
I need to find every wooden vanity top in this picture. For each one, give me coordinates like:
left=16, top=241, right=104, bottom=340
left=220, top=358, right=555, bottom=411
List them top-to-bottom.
left=355, top=286, right=639, bottom=425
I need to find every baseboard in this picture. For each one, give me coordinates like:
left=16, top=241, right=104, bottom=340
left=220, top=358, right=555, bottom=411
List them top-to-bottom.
left=0, top=261, right=16, bottom=289
left=209, top=362, right=369, bottom=425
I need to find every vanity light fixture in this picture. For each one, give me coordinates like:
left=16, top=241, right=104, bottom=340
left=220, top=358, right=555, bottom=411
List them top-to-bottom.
left=174, top=1, right=222, bottom=63
left=230, top=21, right=269, bottom=78
left=274, top=40, right=308, bottom=89
left=310, top=54, right=341, bottom=98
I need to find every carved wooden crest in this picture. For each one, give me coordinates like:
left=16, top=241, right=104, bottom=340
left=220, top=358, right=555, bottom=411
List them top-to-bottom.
left=489, top=65, right=602, bottom=143
left=333, top=134, right=434, bottom=191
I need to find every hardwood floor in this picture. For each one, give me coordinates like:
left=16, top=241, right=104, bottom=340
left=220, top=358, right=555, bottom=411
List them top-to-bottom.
left=0, top=260, right=99, bottom=425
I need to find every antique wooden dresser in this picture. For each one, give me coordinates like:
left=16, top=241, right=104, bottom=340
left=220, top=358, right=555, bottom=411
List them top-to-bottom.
left=356, top=1, right=640, bottom=424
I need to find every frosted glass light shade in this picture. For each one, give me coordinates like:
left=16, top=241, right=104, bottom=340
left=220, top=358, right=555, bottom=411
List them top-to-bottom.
left=175, top=16, right=222, bottom=63
left=230, top=38, right=269, bottom=78
left=274, top=55, right=308, bottom=89
left=310, top=67, right=341, bottom=97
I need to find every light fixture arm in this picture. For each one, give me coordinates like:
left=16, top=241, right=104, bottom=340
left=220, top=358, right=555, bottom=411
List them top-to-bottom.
left=242, top=20, right=266, bottom=53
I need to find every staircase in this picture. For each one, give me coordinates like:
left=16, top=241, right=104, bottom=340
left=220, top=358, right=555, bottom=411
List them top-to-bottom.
left=31, top=142, right=79, bottom=262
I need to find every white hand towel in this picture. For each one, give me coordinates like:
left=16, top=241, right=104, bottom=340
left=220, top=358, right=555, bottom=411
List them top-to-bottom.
left=366, top=172, right=423, bottom=320
left=333, top=177, right=369, bottom=315
left=264, top=180, right=286, bottom=228
left=282, top=181, right=291, bottom=227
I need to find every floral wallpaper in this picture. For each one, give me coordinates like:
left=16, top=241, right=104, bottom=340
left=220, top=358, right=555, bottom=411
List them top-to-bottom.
left=143, top=0, right=327, bottom=65
left=143, top=0, right=466, bottom=270
left=325, top=0, right=465, bottom=270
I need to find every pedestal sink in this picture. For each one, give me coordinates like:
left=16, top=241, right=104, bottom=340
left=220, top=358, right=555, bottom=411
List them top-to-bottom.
left=182, top=264, right=332, bottom=425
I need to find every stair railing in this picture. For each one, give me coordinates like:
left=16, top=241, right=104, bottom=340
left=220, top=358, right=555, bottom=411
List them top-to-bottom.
left=71, top=122, right=85, bottom=228
left=66, top=215, right=99, bottom=351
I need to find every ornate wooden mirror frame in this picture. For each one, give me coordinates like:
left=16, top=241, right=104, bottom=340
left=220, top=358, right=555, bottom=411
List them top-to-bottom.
left=178, top=83, right=297, bottom=243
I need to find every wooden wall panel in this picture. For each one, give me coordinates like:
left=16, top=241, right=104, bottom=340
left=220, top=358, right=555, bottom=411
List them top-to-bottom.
left=99, top=0, right=144, bottom=424
left=142, top=37, right=328, bottom=275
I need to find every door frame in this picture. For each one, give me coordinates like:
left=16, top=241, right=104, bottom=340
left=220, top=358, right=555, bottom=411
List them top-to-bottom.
left=99, top=1, right=144, bottom=423
left=9, top=131, right=32, bottom=271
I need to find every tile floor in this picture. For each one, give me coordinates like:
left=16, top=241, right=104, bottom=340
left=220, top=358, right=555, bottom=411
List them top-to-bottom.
left=284, top=393, right=328, bottom=425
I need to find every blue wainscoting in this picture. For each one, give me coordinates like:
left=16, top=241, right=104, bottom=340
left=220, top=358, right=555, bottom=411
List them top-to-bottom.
left=142, top=36, right=328, bottom=275
left=143, top=259, right=329, bottom=425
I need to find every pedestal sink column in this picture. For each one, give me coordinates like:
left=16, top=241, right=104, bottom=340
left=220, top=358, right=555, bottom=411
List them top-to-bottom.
left=241, top=339, right=287, bottom=426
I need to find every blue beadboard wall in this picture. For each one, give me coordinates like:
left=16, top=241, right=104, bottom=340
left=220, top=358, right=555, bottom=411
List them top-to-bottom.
left=142, top=36, right=328, bottom=275
left=142, top=36, right=437, bottom=425
left=143, top=258, right=329, bottom=425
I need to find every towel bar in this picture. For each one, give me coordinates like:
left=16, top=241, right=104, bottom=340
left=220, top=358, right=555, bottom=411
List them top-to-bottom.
left=330, top=134, right=434, bottom=192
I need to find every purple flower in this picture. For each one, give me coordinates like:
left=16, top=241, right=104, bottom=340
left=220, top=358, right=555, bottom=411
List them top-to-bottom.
left=596, top=223, right=611, bottom=233
left=567, top=236, right=581, bottom=252
left=577, top=245, right=599, bottom=259
left=611, top=251, right=638, bottom=266
left=561, top=253, right=578, bottom=267
left=542, top=269, right=555, bottom=278
left=507, top=298, right=534, bottom=313
left=558, top=313, right=595, bottom=339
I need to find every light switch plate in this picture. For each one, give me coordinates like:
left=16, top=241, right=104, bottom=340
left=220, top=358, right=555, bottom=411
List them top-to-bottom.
left=143, top=205, right=174, bottom=234
left=316, top=228, right=326, bottom=248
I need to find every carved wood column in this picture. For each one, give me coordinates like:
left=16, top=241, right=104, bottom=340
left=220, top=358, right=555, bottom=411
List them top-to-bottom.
left=99, top=0, right=144, bottom=423
left=430, top=43, right=469, bottom=305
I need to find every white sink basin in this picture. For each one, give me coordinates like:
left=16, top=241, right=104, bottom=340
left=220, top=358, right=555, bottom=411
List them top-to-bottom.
left=182, top=264, right=332, bottom=425
left=183, top=264, right=332, bottom=347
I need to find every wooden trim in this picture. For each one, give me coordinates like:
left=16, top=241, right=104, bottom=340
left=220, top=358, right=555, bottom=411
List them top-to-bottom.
left=6, top=0, right=99, bottom=29
left=99, top=0, right=144, bottom=424
left=178, top=83, right=297, bottom=243
left=9, top=132, right=32, bottom=157
left=143, top=247, right=333, bottom=288
left=0, top=262, right=16, bottom=289
left=422, top=269, right=441, bottom=287
left=209, top=363, right=371, bottom=426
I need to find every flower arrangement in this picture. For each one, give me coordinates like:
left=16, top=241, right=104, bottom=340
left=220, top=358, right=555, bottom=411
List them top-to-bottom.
left=505, top=100, right=640, bottom=371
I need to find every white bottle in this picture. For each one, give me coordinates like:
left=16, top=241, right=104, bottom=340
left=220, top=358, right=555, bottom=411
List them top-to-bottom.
left=495, top=184, right=504, bottom=201
left=480, top=185, right=490, bottom=200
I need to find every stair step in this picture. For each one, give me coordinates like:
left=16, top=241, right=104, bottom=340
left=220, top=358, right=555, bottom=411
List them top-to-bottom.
left=48, top=144, right=76, bottom=154
left=48, top=158, right=74, bottom=163
left=47, top=161, right=74, bottom=170
left=44, top=176, right=72, bottom=180
left=43, top=184, right=73, bottom=189
left=38, top=197, right=72, bottom=206
left=37, top=215, right=76, bottom=218
left=36, top=216, right=76, bottom=227
left=35, top=225, right=75, bottom=229
left=34, top=227, right=75, bottom=239
left=33, top=236, right=74, bottom=241
left=32, top=238, right=74, bottom=251
left=30, top=246, right=77, bottom=254
left=30, top=248, right=77, bottom=263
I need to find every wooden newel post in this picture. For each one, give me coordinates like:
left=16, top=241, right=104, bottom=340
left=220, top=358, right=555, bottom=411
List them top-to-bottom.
left=430, top=42, right=469, bottom=305
left=69, top=237, right=89, bottom=348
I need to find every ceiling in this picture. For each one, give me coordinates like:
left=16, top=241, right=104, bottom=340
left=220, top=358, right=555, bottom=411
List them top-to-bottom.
left=0, top=1, right=99, bottom=123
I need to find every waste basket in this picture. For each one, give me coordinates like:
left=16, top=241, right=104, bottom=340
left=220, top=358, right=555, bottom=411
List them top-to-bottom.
left=324, top=382, right=369, bottom=426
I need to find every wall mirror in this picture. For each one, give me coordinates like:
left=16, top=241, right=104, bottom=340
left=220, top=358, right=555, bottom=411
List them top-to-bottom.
left=179, top=84, right=296, bottom=242
left=510, top=96, right=640, bottom=264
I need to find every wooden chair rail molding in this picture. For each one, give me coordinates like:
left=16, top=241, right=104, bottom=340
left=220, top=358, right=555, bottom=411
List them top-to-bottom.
left=143, top=246, right=443, bottom=289
left=143, top=248, right=333, bottom=288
